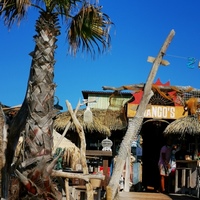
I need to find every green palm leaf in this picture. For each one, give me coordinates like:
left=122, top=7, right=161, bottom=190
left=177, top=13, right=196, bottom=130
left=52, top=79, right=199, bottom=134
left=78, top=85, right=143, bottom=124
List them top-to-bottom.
left=48, top=0, right=78, bottom=14
left=1, top=1, right=113, bottom=57
left=68, top=4, right=113, bottom=57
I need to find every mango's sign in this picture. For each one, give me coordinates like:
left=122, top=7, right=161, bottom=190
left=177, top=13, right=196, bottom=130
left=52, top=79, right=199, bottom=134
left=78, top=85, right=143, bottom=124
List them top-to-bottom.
left=127, top=104, right=187, bottom=119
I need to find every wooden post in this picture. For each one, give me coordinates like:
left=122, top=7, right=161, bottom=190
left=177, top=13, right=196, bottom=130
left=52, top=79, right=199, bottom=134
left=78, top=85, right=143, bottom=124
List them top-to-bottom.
left=106, top=29, right=175, bottom=200
left=53, top=101, right=81, bottom=152
left=124, top=151, right=131, bottom=192
left=103, top=159, right=109, bottom=190
left=175, top=169, right=179, bottom=193
left=65, top=178, right=70, bottom=200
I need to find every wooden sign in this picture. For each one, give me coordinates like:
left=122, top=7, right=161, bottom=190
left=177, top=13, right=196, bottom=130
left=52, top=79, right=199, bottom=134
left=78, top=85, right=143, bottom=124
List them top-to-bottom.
left=127, top=104, right=187, bottom=119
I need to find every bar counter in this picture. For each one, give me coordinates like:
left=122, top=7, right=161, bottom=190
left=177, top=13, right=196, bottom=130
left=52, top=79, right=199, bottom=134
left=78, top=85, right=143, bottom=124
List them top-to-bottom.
left=175, top=159, right=198, bottom=195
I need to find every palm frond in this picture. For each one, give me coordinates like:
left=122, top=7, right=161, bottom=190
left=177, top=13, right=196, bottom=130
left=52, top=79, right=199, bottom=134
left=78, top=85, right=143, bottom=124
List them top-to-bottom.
left=0, top=0, right=30, bottom=27
left=49, top=0, right=78, bottom=14
left=68, top=4, right=113, bottom=57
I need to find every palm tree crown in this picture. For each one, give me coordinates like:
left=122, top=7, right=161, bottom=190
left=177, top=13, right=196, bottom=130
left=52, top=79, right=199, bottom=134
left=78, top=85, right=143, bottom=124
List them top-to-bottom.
left=0, top=0, right=113, bottom=57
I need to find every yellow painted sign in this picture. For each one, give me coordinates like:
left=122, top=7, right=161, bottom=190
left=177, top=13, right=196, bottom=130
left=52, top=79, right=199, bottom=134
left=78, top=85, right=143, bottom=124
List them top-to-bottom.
left=127, top=104, right=187, bottom=119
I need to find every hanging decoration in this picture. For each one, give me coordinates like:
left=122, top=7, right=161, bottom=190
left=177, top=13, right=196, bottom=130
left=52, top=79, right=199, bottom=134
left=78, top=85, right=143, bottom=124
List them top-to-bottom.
left=166, top=54, right=199, bottom=69
left=187, top=57, right=196, bottom=69
left=83, top=106, right=93, bottom=123
left=101, top=137, right=113, bottom=151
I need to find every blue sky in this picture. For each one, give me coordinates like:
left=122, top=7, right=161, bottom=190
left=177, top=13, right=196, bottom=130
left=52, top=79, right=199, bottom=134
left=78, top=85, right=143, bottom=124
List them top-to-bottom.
left=1, top=0, right=200, bottom=109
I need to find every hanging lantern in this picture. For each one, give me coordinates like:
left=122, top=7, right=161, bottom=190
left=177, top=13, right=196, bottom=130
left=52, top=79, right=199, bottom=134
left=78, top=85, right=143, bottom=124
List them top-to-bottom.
left=83, top=106, right=93, bottom=123
left=101, top=137, right=113, bottom=151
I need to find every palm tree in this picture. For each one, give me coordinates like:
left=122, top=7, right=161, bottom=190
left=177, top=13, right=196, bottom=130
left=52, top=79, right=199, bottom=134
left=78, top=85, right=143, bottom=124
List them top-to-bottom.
left=0, top=0, right=112, bottom=199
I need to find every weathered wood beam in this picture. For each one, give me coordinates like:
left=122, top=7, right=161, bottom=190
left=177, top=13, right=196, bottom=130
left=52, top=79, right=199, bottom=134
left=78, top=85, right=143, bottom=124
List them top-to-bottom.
left=147, top=56, right=170, bottom=66
left=102, top=84, right=198, bottom=93
left=53, top=100, right=81, bottom=152
left=66, top=100, right=94, bottom=200
left=66, top=100, right=88, bottom=175
left=51, top=170, right=105, bottom=182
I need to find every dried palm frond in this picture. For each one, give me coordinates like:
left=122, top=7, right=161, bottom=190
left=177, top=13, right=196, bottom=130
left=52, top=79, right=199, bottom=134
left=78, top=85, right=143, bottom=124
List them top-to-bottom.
left=53, top=109, right=128, bottom=136
left=164, top=115, right=200, bottom=136
left=53, top=130, right=80, bottom=170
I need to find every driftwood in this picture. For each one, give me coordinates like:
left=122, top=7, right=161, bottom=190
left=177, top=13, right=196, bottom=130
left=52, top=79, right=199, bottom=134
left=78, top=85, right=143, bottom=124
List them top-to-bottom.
left=106, top=29, right=175, bottom=200
left=102, top=84, right=198, bottom=93
left=53, top=99, right=104, bottom=200
left=53, top=100, right=82, bottom=151
left=66, top=100, right=93, bottom=200
left=66, top=100, right=88, bottom=175
left=21, top=154, right=52, bottom=168
left=51, top=170, right=105, bottom=182
left=52, top=170, right=105, bottom=200
left=65, top=179, right=70, bottom=200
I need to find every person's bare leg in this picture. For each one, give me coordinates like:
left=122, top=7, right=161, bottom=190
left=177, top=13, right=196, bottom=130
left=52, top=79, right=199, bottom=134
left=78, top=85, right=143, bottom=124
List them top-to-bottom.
left=161, top=175, right=165, bottom=192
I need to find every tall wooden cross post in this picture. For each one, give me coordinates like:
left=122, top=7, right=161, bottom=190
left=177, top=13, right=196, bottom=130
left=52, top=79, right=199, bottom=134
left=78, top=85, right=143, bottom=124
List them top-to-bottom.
left=106, top=29, right=175, bottom=200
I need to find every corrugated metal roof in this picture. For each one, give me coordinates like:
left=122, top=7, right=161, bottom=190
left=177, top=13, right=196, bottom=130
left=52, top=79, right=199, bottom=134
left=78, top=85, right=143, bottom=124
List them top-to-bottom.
left=82, top=90, right=132, bottom=99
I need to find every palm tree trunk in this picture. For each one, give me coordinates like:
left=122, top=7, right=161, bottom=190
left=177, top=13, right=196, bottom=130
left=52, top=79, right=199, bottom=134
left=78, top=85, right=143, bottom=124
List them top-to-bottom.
left=4, top=11, right=62, bottom=199
left=20, top=11, right=61, bottom=198
left=24, top=11, right=60, bottom=162
left=107, top=29, right=175, bottom=200
left=2, top=100, right=28, bottom=199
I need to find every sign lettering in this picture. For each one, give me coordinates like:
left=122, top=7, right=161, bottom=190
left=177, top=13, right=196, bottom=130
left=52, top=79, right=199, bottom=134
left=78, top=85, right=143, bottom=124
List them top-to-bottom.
left=127, top=104, right=186, bottom=119
left=144, top=106, right=175, bottom=118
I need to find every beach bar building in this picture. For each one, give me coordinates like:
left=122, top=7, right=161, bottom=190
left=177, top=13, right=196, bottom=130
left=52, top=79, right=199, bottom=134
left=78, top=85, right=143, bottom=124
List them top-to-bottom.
left=5, top=78, right=200, bottom=197
left=54, top=78, right=200, bottom=195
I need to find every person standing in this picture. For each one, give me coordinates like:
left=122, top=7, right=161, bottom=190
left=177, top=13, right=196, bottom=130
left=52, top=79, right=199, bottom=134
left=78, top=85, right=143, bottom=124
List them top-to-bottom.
left=158, top=139, right=172, bottom=193
left=175, top=143, right=190, bottom=161
left=169, top=144, right=180, bottom=192
left=170, top=144, right=180, bottom=174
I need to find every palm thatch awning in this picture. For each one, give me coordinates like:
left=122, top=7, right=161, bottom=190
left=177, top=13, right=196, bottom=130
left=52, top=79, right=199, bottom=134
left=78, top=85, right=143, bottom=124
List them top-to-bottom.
left=53, top=108, right=128, bottom=136
left=163, top=115, right=200, bottom=136
left=53, top=130, right=80, bottom=170
left=53, top=130, right=80, bottom=152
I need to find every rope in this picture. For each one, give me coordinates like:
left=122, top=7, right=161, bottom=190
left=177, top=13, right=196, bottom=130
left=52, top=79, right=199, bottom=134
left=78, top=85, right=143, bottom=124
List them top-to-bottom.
left=166, top=54, right=188, bottom=59
left=166, top=54, right=199, bottom=69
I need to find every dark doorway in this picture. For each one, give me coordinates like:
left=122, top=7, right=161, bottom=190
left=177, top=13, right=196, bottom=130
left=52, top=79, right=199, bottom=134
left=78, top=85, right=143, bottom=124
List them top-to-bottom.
left=141, top=120, right=169, bottom=191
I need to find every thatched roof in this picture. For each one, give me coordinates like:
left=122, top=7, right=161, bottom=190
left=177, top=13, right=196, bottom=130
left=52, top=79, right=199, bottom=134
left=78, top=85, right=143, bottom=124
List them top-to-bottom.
left=53, top=108, right=128, bottom=136
left=163, top=115, right=200, bottom=136
left=53, top=129, right=80, bottom=152
left=53, top=130, right=80, bottom=170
